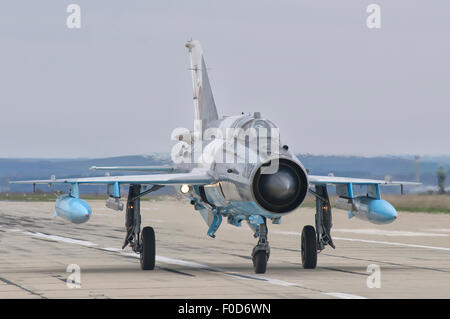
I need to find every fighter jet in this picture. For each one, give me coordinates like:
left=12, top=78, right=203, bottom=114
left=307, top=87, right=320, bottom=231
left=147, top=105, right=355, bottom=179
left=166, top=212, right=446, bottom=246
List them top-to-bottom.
left=11, top=40, right=420, bottom=274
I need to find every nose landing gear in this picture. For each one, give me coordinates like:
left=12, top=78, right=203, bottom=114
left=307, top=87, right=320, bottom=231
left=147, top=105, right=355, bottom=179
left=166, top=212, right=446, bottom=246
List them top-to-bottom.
left=251, top=219, right=270, bottom=274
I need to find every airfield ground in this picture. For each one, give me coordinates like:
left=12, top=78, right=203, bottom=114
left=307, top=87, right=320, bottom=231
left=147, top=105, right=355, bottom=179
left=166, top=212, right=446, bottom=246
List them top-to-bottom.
left=0, top=200, right=449, bottom=299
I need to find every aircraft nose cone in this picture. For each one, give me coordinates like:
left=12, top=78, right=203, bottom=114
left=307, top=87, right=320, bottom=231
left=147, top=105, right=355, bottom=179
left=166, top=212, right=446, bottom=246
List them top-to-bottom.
left=257, top=165, right=299, bottom=206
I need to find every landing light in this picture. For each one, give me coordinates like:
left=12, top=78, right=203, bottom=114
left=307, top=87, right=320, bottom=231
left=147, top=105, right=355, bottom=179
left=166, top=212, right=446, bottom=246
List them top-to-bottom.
left=180, top=184, right=190, bottom=194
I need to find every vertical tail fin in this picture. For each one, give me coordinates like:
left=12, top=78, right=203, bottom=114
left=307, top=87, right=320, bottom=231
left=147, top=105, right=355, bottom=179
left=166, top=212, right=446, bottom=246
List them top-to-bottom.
left=185, top=40, right=219, bottom=124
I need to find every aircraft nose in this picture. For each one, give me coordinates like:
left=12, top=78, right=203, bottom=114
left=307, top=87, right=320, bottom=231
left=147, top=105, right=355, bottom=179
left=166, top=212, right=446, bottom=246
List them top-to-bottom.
left=253, top=159, right=307, bottom=213
left=257, top=165, right=299, bottom=206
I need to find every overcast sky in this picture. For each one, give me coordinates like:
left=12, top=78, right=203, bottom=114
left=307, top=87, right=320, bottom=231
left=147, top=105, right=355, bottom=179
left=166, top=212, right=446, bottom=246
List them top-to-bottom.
left=0, top=1, right=449, bottom=158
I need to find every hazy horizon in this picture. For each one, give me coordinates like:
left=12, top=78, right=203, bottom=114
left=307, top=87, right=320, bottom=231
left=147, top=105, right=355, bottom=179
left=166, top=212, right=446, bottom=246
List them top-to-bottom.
left=1, top=152, right=449, bottom=161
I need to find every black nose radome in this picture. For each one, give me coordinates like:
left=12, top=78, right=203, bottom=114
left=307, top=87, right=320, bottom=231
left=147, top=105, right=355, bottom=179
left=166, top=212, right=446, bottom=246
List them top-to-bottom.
left=252, top=159, right=307, bottom=213
left=258, top=165, right=298, bottom=205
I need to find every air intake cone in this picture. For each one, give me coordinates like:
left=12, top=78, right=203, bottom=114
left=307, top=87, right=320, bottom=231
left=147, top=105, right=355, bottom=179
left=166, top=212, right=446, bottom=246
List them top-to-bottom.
left=252, top=159, right=307, bottom=213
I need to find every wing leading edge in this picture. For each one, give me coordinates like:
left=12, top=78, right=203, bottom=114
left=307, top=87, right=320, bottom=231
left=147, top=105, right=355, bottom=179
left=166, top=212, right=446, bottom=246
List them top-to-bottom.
left=89, top=165, right=175, bottom=173
left=10, top=170, right=214, bottom=186
left=308, top=175, right=421, bottom=186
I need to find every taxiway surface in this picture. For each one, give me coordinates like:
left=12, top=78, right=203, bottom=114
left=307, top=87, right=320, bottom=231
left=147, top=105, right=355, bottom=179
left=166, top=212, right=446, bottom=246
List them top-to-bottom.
left=0, top=199, right=449, bottom=298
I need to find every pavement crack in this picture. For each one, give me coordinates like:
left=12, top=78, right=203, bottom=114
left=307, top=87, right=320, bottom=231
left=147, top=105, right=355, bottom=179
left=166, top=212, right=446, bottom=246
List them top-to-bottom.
left=157, top=266, right=196, bottom=277
left=321, top=267, right=368, bottom=276
left=0, top=276, right=47, bottom=299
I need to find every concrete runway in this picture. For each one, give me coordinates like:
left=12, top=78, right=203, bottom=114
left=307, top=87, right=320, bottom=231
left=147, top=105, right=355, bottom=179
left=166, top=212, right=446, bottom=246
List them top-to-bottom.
left=0, top=199, right=449, bottom=299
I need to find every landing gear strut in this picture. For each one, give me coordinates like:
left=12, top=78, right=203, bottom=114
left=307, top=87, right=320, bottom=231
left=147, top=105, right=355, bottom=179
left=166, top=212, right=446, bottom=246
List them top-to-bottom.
left=123, top=184, right=159, bottom=270
left=123, top=184, right=142, bottom=251
left=312, top=185, right=335, bottom=251
left=251, top=218, right=270, bottom=274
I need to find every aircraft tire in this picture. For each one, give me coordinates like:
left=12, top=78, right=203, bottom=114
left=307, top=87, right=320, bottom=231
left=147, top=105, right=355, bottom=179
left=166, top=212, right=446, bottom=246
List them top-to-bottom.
left=301, top=225, right=317, bottom=269
left=140, top=226, right=156, bottom=270
left=253, top=251, right=268, bottom=274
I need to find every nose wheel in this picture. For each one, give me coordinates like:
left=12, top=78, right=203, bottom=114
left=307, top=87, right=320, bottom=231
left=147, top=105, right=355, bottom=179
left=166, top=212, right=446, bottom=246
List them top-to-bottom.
left=251, top=219, right=270, bottom=274
left=301, top=225, right=317, bottom=269
left=252, top=251, right=268, bottom=274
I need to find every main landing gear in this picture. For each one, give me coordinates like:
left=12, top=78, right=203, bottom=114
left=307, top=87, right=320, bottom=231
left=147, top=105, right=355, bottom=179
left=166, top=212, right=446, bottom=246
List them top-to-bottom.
left=123, top=184, right=161, bottom=270
left=299, top=184, right=335, bottom=270
left=301, top=225, right=317, bottom=269
left=140, top=226, right=156, bottom=270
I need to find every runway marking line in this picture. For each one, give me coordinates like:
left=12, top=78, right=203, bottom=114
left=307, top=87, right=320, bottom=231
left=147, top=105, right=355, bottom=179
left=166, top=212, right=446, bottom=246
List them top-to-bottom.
left=333, top=228, right=449, bottom=237
left=22, top=231, right=98, bottom=247
left=273, top=231, right=450, bottom=252
left=333, top=237, right=450, bottom=252
left=323, top=292, right=367, bottom=299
